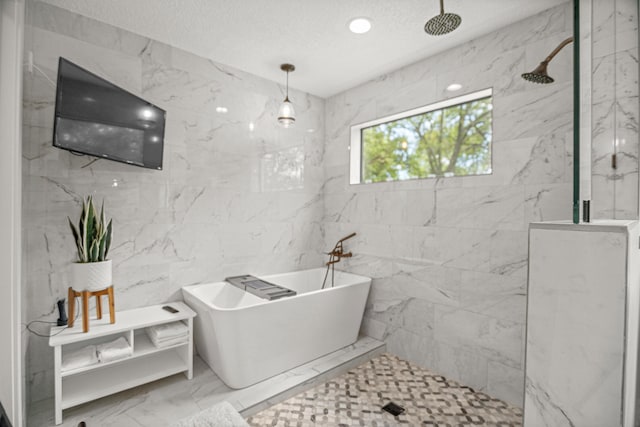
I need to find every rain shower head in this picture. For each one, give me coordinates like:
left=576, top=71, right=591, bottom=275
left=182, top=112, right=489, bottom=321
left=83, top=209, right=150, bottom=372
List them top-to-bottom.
left=424, top=0, right=461, bottom=36
left=521, top=37, right=573, bottom=84
left=521, top=62, right=554, bottom=84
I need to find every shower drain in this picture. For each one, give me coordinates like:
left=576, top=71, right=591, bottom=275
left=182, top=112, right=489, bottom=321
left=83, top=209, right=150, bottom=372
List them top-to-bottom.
left=382, top=402, right=405, bottom=416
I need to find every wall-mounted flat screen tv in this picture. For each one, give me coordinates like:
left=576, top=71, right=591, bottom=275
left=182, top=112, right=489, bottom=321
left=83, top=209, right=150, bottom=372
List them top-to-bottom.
left=53, top=57, right=165, bottom=170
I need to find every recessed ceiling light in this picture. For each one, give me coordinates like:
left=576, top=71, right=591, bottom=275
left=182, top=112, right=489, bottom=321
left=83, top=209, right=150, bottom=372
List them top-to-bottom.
left=349, top=18, right=372, bottom=34
left=446, top=83, right=463, bottom=92
left=216, top=106, right=228, bottom=114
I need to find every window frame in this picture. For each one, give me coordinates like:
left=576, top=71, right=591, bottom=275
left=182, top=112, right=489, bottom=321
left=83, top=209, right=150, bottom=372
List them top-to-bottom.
left=349, top=88, right=493, bottom=185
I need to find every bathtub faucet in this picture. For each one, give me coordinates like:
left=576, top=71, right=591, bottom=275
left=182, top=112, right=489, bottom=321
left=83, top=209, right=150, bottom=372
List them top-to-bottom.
left=326, top=232, right=356, bottom=265
left=322, top=233, right=356, bottom=290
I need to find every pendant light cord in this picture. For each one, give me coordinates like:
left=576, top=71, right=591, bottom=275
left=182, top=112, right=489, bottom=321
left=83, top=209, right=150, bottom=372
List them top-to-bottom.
left=285, top=70, right=290, bottom=101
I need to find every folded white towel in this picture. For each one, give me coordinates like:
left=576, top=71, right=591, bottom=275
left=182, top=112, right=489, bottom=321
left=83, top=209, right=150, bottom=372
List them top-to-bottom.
left=146, top=321, right=188, bottom=341
left=150, top=330, right=188, bottom=343
left=149, top=334, right=188, bottom=349
left=97, top=337, right=132, bottom=363
left=62, top=345, right=98, bottom=372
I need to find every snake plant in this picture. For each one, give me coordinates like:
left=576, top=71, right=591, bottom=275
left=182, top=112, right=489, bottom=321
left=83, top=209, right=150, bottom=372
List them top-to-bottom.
left=68, top=196, right=112, bottom=263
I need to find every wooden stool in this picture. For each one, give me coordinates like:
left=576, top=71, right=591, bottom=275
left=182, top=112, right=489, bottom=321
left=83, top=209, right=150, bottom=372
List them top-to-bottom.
left=68, top=285, right=115, bottom=333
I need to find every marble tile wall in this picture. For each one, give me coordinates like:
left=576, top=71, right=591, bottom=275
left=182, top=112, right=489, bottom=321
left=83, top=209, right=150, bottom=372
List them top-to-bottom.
left=591, top=0, right=639, bottom=218
left=22, top=1, right=325, bottom=404
left=322, top=3, right=575, bottom=407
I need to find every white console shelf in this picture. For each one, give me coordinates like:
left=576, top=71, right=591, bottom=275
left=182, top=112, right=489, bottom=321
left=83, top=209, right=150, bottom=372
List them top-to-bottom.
left=49, top=302, right=196, bottom=425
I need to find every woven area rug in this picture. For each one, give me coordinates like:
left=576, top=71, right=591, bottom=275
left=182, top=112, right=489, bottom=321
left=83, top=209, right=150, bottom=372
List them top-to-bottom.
left=247, top=353, right=522, bottom=427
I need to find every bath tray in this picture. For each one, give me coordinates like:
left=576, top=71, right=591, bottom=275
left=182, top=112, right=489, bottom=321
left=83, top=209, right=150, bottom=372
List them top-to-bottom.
left=225, top=275, right=297, bottom=300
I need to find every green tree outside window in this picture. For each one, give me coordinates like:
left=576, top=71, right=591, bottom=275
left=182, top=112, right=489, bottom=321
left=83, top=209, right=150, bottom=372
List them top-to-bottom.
left=361, top=96, right=492, bottom=183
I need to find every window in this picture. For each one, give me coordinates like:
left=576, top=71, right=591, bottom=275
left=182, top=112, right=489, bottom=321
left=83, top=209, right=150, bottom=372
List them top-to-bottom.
left=349, top=88, right=493, bottom=184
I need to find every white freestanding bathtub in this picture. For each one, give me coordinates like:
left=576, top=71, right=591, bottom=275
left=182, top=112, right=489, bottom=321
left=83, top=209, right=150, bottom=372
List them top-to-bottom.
left=181, top=268, right=371, bottom=389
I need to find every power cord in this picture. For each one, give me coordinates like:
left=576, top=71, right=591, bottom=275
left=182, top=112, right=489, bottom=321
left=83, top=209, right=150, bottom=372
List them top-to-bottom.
left=23, top=59, right=56, bottom=88
left=24, top=297, right=80, bottom=338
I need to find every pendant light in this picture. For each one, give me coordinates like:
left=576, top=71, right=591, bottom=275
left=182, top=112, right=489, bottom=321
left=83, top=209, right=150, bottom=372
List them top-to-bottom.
left=278, top=64, right=296, bottom=128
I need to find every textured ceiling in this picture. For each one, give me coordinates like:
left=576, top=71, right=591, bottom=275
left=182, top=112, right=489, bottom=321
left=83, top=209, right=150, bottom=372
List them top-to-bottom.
left=40, top=0, right=568, bottom=98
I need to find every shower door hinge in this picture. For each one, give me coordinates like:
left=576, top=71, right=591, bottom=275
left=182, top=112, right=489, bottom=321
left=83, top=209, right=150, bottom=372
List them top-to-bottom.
left=612, top=153, right=617, bottom=169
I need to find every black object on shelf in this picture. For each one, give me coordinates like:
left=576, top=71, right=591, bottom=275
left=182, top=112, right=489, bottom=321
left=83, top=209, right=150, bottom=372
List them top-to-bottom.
left=57, top=298, right=68, bottom=326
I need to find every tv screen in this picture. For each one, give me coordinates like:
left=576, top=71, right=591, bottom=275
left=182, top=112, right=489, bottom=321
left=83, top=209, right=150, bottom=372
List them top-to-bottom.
left=53, top=58, right=165, bottom=170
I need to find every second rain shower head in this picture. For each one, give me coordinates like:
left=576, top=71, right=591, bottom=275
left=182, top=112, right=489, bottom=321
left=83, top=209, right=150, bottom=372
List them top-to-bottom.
left=424, top=0, right=461, bottom=36
left=522, top=37, right=573, bottom=84
left=522, top=62, right=554, bottom=84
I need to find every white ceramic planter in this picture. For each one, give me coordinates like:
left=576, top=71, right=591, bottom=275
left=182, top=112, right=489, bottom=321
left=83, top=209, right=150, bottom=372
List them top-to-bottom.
left=70, top=260, right=112, bottom=291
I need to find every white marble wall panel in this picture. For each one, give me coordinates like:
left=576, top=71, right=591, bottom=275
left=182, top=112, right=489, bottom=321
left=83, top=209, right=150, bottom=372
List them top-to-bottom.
left=22, top=0, right=325, bottom=405
left=591, top=0, right=639, bottom=219
left=323, top=4, right=575, bottom=408
left=524, top=183, right=573, bottom=224
left=524, top=222, right=635, bottom=427
left=431, top=341, right=490, bottom=393
left=488, top=361, right=525, bottom=405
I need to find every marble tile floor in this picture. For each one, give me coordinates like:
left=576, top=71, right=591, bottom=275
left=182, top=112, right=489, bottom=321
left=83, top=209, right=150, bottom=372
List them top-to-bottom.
left=27, top=336, right=385, bottom=426
left=248, top=353, right=523, bottom=427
